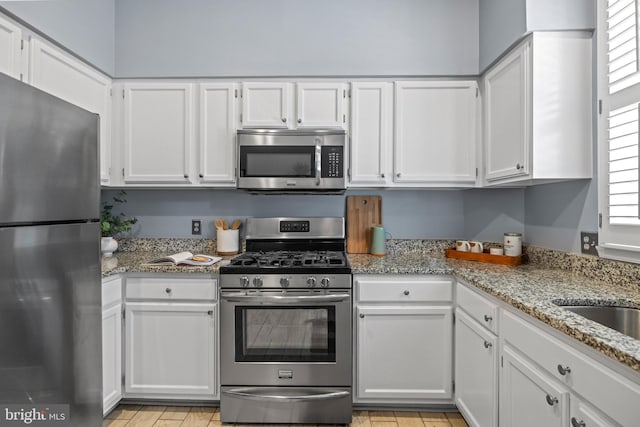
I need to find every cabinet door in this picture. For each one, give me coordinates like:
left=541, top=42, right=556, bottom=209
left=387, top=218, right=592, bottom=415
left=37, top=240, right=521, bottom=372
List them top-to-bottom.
left=0, top=14, right=22, bottom=80
left=28, top=38, right=112, bottom=183
left=484, top=40, right=530, bottom=182
left=394, top=81, right=477, bottom=185
left=241, top=82, right=290, bottom=128
left=296, top=82, right=346, bottom=128
left=350, top=82, right=392, bottom=186
left=122, top=83, right=193, bottom=183
left=199, top=83, right=237, bottom=185
left=125, top=302, right=216, bottom=398
left=102, top=303, right=122, bottom=415
left=356, top=305, right=452, bottom=401
left=454, top=309, right=497, bottom=427
left=500, top=344, right=569, bottom=427
left=570, top=398, right=620, bottom=427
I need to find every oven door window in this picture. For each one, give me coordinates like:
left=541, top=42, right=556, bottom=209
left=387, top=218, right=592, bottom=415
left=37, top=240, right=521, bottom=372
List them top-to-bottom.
left=239, top=146, right=315, bottom=178
left=235, top=305, right=336, bottom=362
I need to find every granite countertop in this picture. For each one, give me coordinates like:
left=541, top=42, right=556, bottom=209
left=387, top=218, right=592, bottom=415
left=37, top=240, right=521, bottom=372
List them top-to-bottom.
left=102, top=239, right=640, bottom=375
left=350, top=253, right=640, bottom=375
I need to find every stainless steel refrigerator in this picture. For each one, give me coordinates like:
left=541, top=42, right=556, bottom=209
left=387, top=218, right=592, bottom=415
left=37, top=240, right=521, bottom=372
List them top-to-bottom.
left=0, top=72, right=102, bottom=426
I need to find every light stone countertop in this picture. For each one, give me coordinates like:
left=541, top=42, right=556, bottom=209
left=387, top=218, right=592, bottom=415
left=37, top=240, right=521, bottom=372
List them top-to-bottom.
left=101, top=240, right=640, bottom=375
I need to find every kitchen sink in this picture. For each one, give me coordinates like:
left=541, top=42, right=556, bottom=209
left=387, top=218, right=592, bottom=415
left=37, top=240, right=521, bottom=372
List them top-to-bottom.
left=556, top=305, right=640, bottom=340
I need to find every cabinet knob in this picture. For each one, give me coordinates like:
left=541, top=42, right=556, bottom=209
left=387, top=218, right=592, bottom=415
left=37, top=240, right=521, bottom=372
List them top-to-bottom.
left=282, top=117, right=287, bottom=123
left=297, top=118, right=302, bottom=124
left=516, top=163, right=522, bottom=170
left=199, top=173, right=204, bottom=178
left=381, top=173, right=385, bottom=178
left=396, top=173, right=401, bottom=178
left=184, top=174, right=189, bottom=179
left=165, top=288, right=172, bottom=294
left=403, top=290, right=410, bottom=296
left=207, top=310, right=213, bottom=316
left=359, top=313, right=365, bottom=319
left=484, top=314, right=493, bottom=322
left=484, top=341, right=492, bottom=349
left=557, top=364, right=571, bottom=376
left=545, top=394, right=558, bottom=406
left=571, top=418, right=586, bottom=427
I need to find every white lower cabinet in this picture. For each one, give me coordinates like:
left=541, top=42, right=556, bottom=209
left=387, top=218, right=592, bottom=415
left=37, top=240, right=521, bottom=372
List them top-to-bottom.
left=102, top=275, right=123, bottom=415
left=354, top=275, right=453, bottom=403
left=124, top=277, right=217, bottom=400
left=454, top=309, right=497, bottom=427
left=500, top=344, right=569, bottom=427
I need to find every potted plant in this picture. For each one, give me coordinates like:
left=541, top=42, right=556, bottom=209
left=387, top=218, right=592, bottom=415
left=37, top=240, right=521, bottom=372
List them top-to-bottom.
left=100, top=190, right=137, bottom=256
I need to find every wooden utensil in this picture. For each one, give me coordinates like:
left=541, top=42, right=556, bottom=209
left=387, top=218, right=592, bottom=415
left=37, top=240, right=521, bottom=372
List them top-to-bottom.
left=346, top=196, right=382, bottom=254
left=214, top=218, right=225, bottom=231
left=223, top=219, right=229, bottom=230
left=231, top=219, right=242, bottom=230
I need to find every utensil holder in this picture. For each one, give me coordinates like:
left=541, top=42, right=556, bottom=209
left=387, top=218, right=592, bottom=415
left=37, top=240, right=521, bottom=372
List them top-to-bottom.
left=217, top=229, right=239, bottom=255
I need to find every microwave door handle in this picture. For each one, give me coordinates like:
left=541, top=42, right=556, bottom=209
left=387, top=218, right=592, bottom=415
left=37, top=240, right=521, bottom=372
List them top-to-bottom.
left=315, top=138, right=322, bottom=186
left=221, top=293, right=351, bottom=304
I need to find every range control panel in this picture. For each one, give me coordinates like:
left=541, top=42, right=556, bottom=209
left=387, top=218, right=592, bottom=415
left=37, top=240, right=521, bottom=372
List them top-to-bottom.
left=279, top=220, right=310, bottom=233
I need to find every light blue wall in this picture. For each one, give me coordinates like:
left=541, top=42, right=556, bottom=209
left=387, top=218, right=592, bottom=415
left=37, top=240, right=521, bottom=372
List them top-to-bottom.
left=0, top=0, right=115, bottom=75
left=114, top=0, right=479, bottom=77
left=479, top=0, right=526, bottom=71
left=526, top=0, right=595, bottom=32
left=463, top=188, right=525, bottom=242
left=102, top=189, right=466, bottom=240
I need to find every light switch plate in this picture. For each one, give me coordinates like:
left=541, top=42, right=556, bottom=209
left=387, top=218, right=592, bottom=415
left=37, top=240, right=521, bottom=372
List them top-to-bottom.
left=580, top=231, right=598, bottom=256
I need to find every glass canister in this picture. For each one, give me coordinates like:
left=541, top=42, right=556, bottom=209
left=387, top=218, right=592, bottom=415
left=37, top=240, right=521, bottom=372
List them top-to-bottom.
left=504, top=232, right=522, bottom=257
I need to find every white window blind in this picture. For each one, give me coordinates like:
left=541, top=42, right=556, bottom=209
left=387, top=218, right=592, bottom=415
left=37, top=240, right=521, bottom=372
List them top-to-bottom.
left=599, top=0, right=640, bottom=262
left=608, top=0, right=640, bottom=93
left=607, top=104, right=640, bottom=225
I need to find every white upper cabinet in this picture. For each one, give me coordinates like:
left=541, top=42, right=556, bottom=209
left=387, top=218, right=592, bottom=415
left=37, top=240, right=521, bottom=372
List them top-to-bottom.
left=0, top=14, right=22, bottom=80
left=483, top=32, right=592, bottom=186
left=28, top=38, right=112, bottom=183
left=394, top=81, right=478, bottom=186
left=241, top=82, right=290, bottom=128
left=241, top=82, right=347, bottom=129
left=296, top=82, right=346, bottom=128
left=349, top=82, right=392, bottom=186
left=122, top=83, right=193, bottom=184
left=198, top=83, right=238, bottom=185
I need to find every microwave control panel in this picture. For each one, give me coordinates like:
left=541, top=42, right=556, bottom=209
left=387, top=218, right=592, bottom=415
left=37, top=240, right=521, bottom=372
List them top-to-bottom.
left=321, top=146, right=344, bottom=178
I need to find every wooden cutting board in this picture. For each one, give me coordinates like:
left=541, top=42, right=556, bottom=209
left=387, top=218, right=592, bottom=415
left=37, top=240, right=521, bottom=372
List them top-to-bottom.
left=346, top=196, right=382, bottom=254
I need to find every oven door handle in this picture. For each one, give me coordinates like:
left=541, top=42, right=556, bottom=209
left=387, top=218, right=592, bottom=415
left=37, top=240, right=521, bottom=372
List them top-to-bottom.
left=221, top=293, right=351, bottom=304
left=222, top=388, right=350, bottom=402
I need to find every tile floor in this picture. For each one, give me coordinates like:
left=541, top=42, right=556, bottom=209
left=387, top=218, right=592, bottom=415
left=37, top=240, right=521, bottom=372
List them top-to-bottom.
left=103, top=405, right=469, bottom=427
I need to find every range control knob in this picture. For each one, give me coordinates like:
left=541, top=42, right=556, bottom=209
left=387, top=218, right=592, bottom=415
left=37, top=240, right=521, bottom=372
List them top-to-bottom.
left=240, top=276, right=250, bottom=287
left=253, top=277, right=263, bottom=287
left=280, top=277, right=290, bottom=287
left=307, top=277, right=317, bottom=287
left=321, top=278, right=331, bottom=288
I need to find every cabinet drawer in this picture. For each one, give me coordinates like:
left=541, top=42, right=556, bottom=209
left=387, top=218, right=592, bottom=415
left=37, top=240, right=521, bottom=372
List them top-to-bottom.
left=102, top=275, right=123, bottom=308
left=355, top=276, right=452, bottom=303
left=126, top=277, right=216, bottom=301
left=456, top=281, right=498, bottom=334
left=501, top=309, right=640, bottom=427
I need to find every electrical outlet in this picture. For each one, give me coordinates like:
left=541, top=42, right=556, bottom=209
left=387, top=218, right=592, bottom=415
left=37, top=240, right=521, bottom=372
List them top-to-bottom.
left=191, top=220, right=201, bottom=235
left=580, top=231, right=598, bottom=256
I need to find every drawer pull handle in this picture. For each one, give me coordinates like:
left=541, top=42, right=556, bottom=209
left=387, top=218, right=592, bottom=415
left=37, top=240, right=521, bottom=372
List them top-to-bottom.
left=165, top=288, right=172, bottom=294
left=403, top=290, right=410, bottom=296
left=359, top=313, right=365, bottom=319
left=484, top=314, right=493, bottom=322
left=484, top=341, right=492, bottom=349
left=557, top=365, right=571, bottom=376
left=545, top=394, right=558, bottom=406
left=571, top=418, right=585, bottom=427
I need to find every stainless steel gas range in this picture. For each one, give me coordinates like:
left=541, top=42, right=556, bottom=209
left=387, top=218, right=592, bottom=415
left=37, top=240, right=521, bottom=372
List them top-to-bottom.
left=219, top=217, right=352, bottom=424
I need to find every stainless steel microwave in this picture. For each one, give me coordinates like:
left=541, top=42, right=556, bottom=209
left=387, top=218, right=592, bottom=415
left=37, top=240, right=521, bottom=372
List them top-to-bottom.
left=236, top=129, right=346, bottom=193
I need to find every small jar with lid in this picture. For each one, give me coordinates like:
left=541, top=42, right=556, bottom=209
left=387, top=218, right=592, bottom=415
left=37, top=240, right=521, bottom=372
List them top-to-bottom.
left=504, top=232, right=522, bottom=256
